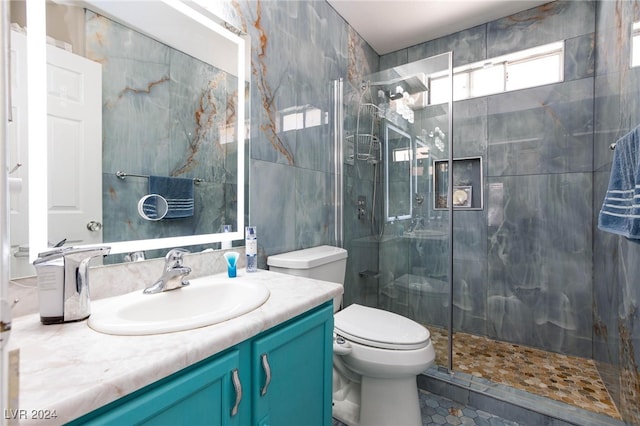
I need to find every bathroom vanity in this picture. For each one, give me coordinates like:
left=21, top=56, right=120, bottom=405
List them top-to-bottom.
left=8, top=270, right=341, bottom=425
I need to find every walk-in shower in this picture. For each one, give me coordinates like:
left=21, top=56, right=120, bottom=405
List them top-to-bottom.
left=340, top=50, right=621, bottom=422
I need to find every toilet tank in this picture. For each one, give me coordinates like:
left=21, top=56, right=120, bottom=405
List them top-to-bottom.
left=267, top=245, right=348, bottom=311
left=267, top=245, right=348, bottom=284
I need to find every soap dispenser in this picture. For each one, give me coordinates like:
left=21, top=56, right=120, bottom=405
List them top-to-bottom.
left=33, top=246, right=110, bottom=325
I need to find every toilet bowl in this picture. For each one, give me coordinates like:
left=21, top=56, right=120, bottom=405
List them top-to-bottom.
left=268, top=246, right=435, bottom=426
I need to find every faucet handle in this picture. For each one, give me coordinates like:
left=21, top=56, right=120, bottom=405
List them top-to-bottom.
left=165, top=248, right=189, bottom=268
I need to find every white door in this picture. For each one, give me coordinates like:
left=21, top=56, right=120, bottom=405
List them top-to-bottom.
left=8, top=31, right=30, bottom=277
left=9, top=31, right=102, bottom=278
left=46, top=39, right=103, bottom=248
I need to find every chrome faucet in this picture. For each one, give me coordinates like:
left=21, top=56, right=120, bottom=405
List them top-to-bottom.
left=143, top=248, right=191, bottom=294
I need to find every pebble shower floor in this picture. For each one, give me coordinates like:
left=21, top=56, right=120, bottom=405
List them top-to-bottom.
left=428, top=328, right=621, bottom=420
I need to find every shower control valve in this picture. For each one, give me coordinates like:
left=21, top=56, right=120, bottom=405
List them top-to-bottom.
left=357, top=196, right=367, bottom=220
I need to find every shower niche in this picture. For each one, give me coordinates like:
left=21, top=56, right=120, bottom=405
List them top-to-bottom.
left=433, top=156, right=483, bottom=210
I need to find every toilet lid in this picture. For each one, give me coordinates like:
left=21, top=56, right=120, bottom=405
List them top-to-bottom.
left=334, top=304, right=430, bottom=350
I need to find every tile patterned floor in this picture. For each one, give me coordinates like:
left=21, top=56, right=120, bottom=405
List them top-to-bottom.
left=428, top=328, right=621, bottom=420
left=333, top=390, right=521, bottom=426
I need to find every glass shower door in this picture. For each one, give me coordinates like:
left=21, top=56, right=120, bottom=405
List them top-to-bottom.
left=341, top=52, right=454, bottom=370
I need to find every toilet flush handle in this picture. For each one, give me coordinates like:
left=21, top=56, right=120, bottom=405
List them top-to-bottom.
left=333, top=335, right=352, bottom=356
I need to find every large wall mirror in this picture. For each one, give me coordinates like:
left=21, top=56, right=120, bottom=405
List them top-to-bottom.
left=10, top=0, right=248, bottom=278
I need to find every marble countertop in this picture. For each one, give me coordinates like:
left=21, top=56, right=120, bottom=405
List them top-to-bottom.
left=8, top=269, right=342, bottom=425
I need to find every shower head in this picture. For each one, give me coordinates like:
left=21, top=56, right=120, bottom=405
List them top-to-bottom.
left=397, top=75, right=427, bottom=95
left=387, top=91, right=404, bottom=101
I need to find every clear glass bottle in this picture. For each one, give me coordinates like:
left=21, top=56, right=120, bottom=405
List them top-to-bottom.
left=221, top=224, right=232, bottom=250
left=245, top=226, right=257, bottom=272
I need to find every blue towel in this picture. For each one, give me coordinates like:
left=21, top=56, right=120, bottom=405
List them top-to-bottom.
left=598, top=126, right=640, bottom=240
left=148, top=175, right=194, bottom=219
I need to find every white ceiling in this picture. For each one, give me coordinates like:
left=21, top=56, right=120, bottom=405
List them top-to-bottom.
left=327, top=0, right=552, bottom=55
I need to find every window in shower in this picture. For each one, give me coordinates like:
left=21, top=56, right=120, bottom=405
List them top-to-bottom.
left=632, top=21, right=640, bottom=67
left=429, top=41, right=564, bottom=104
left=506, top=51, right=563, bottom=91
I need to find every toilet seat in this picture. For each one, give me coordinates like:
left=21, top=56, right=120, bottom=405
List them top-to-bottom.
left=334, top=304, right=430, bottom=350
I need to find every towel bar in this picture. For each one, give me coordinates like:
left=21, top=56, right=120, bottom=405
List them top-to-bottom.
left=115, top=171, right=203, bottom=184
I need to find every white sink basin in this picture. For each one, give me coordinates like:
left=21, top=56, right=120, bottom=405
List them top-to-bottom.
left=88, top=276, right=270, bottom=335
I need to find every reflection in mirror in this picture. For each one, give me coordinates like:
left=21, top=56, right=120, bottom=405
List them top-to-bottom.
left=11, top=0, right=247, bottom=278
left=86, top=8, right=239, bottom=246
left=385, top=123, right=413, bottom=221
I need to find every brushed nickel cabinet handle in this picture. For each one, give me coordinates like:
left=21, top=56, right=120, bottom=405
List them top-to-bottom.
left=260, top=353, right=272, bottom=396
left=231, top=368, right=242, bottom=417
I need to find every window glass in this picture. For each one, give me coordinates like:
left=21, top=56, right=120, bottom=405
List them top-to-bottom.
left=632, top=22, right=640, bottom=68
left=427, top=41, right=563, bottom=105
left=507, top=54, right=562, bottom=91
left=470, top=64, right=505, bottom=97
left=453, top=72, right=469, bottom=101
left=429, top=76, right=449, bottom=105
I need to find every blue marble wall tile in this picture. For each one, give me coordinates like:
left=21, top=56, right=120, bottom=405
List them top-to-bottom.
left=235, top=0, right=365, bottom=262
left=239, top=0, right=351, bottom=172
left=594, top=0, right=640, bottom=77
left=487, top=1, right=595, bottom=58
left=86, top=12, right=172, bottom=176
left=408, top=24, right=487, bottom=67
left=346, top=26, right=380, bottom=87
left=564, top=33, right=595, bottom=82
left=379, top=48, right=408, bottom=70
left=168, top=49, right=236, bottom=180
left=594, top=61, right=640, bottom=173
left=593, top=73, right=625, bottom=173
left=487, top=78, right=594, bottom=176
left=452, top=97, right=488, bottom=159
left=293, top=126, right=330, bottom=173
left=249, top=160, right=296, bottom=264
left=295, top=167, right=334, bottom=248
left=592, top=170, right=622, bottom=405
left=486, top=172, right=593, bottom=356
left=453, top=209, right=487, bottom=335
left=345, top=235, right=384, bottom=308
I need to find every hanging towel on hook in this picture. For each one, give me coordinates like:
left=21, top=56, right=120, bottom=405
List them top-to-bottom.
left=598, top=125, right=640, bottom=241
left=148, top=175, right=194, bottom=219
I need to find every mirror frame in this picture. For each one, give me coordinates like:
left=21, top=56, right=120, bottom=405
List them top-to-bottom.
left=26, top=0, right=245, bottom=261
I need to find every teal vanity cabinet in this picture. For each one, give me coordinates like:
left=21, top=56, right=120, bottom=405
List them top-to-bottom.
left=67, top=302, right=333, bottom=426
left=252, top=302, right=334, bottom=426
left=66, top=348, right=246, bottom=426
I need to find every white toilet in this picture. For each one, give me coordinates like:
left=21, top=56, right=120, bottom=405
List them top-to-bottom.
left=267, top=245, right=435, bottom=426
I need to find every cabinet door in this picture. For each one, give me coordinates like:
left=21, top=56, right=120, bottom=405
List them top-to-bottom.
left=252, top=303, right=333, bottom=426
left=69, top=348, right=245, bottom=426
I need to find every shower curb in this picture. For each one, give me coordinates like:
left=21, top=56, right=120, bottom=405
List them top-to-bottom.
left=418, top=367, right=625, bottom=426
